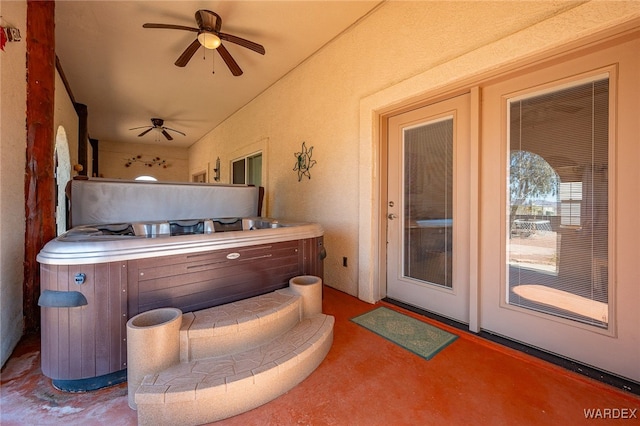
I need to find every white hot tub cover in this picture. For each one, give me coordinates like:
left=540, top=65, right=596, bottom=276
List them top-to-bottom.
left=70, top=179, right=260, bottom=227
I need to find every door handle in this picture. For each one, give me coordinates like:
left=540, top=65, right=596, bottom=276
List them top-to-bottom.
left=388, top=213, right=397, bottom=220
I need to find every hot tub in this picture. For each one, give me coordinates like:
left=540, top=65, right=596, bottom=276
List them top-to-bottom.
left=37, top=179, right=325, bottom=391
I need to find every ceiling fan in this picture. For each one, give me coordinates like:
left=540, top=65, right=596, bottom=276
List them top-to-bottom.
left=143, top=9, right=266, bottom=76
left=129, top=118, right=185, bottom=141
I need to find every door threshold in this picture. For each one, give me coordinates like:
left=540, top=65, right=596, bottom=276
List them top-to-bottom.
left=383, top=297, right=640, bottom=396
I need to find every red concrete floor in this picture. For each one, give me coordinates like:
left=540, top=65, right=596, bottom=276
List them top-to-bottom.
left=1, top=286, right=639, bottom=425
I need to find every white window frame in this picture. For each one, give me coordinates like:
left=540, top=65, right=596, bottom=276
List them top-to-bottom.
left=231, top=151, right=262, bottom=186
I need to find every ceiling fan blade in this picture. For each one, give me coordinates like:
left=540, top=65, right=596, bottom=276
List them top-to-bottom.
left=196, top=10, right=220, bottom=32
left=143, top=23, right=199, bottom=32
left=218, top=32, right=265, bottom=55
left=175, top=39, right=201, bottom=67
left=217, top=44, right=243, bottom=76
left=129, top=125, right=151, bottom=131
left=163, top=127, right=186, bottom=137
left=137, top=128, right=153, bottom=137
left=161, top=130, right=174, bottom=141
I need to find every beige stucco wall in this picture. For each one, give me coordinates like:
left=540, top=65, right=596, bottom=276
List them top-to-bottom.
left=0, top=0, right=27, bottom=366
left=0, top=1, right=81, bottom=365
left=189, top=1, right=640, bottom=299
left=54, top=71, right=79, bottom=172
left=54, top=71, right=80, bottom=235
left=98, top=140, right=189, bottom=181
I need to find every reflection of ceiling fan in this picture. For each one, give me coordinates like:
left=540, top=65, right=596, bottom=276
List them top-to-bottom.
left=143, top=9, right=266, bottom=76
left=129, top=118, right=185, bottom=141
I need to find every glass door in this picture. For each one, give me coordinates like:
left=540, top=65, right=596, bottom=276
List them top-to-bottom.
left=479, top=34, right=640, bottom=383
left=507, top=77, right=609, bottom=328
left=386, top=94, right=470, bottom=323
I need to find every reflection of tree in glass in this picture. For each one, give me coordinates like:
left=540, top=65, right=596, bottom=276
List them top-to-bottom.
left=509, top=150, right=558, bottom=235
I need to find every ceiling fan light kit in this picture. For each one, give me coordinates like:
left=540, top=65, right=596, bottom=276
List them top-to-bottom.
left=143, top=9, right=265, bottom=76
left=197, top=32, right=221, bottom=49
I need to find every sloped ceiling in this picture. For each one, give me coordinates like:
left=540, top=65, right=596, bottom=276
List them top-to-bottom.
left=55, top=1, right=381, bottom=148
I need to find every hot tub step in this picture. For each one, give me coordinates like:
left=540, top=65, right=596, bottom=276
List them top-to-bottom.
left=180, top=289, right=302, bottom=361
left=135, top=313, right=334, bottom=426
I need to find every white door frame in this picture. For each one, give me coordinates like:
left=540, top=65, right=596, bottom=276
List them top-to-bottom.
left=357, top=21, right=638, bottom=324
left=357, top=23, right=639, bottom=382
left=478, top=38, right=639, bottom=382
left=385, top=94, right=474, bottom=325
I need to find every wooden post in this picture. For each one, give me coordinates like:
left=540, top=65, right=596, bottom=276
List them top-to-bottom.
left=24, top=0, right=56, bottom=333
left=75, top=103, right=88, bottom=176
left=90, top=138, right=99, bottom=177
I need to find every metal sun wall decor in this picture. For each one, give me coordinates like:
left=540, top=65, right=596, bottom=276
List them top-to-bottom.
left=293, top=141, right=316, bottom=181
left=125, top=155, right=169, bottom=168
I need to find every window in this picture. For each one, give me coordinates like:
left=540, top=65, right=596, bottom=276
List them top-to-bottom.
left=506, top=75, right=609, bottom=328
left=403, top=117, right=453, bottom=287
left=54, top=127, right=71, bottom=235
left=231, top=152, right=262, bottom=186
left=232, top=159, right=246, bottom=184
left=192, top=171, right=206, bottom=183
left=135, top=175, right=157, bottom=181
left=559, top=181, right=582, bottom=226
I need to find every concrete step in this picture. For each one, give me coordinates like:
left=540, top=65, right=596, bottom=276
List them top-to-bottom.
left=180, top=289, right=302, bottom=361
left=135, top=313, right=334, bottom=426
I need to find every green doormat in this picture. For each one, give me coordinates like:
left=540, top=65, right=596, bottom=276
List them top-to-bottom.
left=351, top=307, right=458, bottom=360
